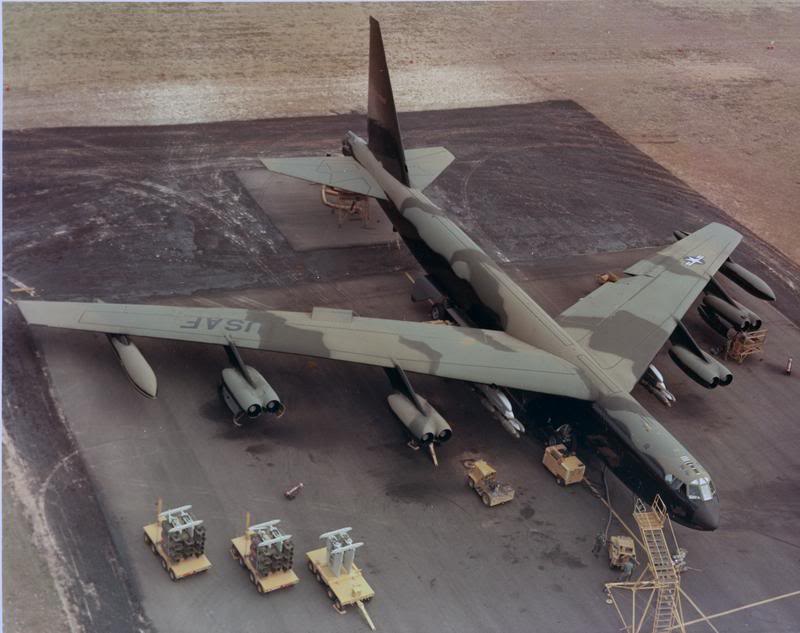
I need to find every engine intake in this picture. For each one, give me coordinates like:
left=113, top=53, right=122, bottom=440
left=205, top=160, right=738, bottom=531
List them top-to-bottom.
left=702, top=295, right=761, bottom=332
left=669, top=345, right=732, bottom=389
left=220, top=366, right=284, bottom=423
left=387, top=393, right=452, bottom=444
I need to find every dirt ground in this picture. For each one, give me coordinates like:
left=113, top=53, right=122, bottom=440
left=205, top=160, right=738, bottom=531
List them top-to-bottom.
left=3, top=1, right=800, bottom=268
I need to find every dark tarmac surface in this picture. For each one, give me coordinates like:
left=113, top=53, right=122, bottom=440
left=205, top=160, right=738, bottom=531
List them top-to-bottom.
left=4, top=102, right=800, bottom=632
left=237, top=169, right=397, bottom=250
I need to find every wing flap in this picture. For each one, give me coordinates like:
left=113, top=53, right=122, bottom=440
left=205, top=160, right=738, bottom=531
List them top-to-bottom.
left=18, top=301, right=593, bottom=401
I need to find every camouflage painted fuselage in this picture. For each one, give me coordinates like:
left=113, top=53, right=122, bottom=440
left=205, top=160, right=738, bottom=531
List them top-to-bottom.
left=347, top=131, right=719, bottom=530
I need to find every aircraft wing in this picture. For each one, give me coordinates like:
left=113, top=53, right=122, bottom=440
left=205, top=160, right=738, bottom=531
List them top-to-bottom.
left=405, top=147, right=455, bottom=191
left=261, top=156, right=388, bottom=199
left=556, top=223, right=742, bottom=392
left=17, top=301, right=594, bottom=401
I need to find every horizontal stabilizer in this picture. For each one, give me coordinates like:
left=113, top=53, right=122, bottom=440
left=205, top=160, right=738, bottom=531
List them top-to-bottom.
left=405, top=147, right=455, bottom=191
left=261, top=156, right=387, bottom=199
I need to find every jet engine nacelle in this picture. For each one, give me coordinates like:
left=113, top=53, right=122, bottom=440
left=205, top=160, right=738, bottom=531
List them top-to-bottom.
left=702, top=295, right=761, bottom=332
left=108, top=335, right=158, bottom=398
left=668, top=345, right=733, bottom=389
left=220, top=366, right=285, bottom=421
left=387, top=393, right=452, bottom=443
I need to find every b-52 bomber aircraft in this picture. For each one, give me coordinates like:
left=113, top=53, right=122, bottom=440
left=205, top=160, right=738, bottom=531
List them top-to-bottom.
left=18, top=17, right=776, bottom=531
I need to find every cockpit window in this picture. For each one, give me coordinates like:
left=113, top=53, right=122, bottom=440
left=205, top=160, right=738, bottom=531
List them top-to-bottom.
left=664, top=473, right=683, bottom=491
left=688, top=477, right=715, bottom=501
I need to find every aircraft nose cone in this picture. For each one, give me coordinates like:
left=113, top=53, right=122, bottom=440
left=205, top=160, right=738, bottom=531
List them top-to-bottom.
left=694, top=497, right=720, bottom=531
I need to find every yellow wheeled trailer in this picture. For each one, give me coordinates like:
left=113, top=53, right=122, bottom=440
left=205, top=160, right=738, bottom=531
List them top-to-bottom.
left=143, top=499, right=211, bottom=582
left=229, top=513, right=299, bottom=595
left=307, top=528, right=376, bottom=630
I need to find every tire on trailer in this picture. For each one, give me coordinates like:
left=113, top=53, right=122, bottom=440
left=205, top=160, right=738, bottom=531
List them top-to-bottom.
left=481, top=493, right=490, bottom=506
left=160, top=557, right=168, bottom=571
left=307, top=560, right=315, bottom=573
left=169, top=569, right=177, bottom=582
left=249, top=571, right=256, bottom=585
left=257, top=583, right=265, bottom=595
left=326, top=586, right=336, bottom=601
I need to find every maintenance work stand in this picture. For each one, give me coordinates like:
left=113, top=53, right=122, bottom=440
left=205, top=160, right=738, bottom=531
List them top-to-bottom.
left=542, top=443, right=586, bottom=486
left=604, top=495, right=687, bottom=633
left=143, top=500, right=212, bottom=582
left=230, top=513, right=300, bottom=595
left=306, top=527, right=376, bottom=630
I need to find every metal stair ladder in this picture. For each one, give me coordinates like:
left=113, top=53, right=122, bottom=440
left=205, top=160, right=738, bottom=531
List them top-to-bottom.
left=633, top=496, right=681, bottom=633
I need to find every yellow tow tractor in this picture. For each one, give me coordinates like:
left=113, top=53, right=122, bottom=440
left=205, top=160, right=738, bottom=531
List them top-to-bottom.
left=542, top=444, right=585, bottom=486
left=467, top=460, right=515, bottom=507
left=143, top=499, right=212, bottom=582
left=230, top=513, right=299, bottom=595
left=306, top=528, right=376, bottom=630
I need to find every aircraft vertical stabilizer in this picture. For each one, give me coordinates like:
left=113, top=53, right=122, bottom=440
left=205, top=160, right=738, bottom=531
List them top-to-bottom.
left=368, top=16, right=409, bottom=186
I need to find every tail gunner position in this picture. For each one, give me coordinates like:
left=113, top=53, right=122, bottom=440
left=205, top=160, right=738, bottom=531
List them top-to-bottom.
left=18, top=18, right=776, bottom=531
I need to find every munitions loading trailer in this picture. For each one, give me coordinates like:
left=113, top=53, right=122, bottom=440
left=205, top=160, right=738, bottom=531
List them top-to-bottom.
left=143, top=500, right=212, bottom=581
left=230, top=513, right=299, bottom=594
left=306, top=527, right=375, bottom=630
